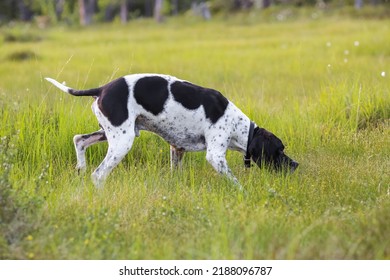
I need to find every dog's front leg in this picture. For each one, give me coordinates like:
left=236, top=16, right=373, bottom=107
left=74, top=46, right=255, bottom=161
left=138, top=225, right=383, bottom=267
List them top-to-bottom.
left=73, top=129, right=107, bottom=173
left=205, top=146, right=242, bottom=190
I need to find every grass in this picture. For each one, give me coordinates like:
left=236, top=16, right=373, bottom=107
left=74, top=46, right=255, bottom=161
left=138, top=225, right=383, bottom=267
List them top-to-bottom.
left=0, top=12, right=389, bottom=259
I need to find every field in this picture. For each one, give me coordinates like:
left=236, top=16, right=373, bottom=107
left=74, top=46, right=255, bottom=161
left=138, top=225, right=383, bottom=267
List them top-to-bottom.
left=0, top=11, right=389, bottom=259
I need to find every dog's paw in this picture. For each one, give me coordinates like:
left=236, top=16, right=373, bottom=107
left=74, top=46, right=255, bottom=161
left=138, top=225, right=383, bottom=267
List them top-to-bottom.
left=76, top=164, right=86, bottom=175
left=91, top=172, right=104, bottom=189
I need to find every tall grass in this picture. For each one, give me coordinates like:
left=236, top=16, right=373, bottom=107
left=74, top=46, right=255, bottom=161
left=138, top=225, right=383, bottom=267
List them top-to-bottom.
left=0, top=15, right=389, bottom=259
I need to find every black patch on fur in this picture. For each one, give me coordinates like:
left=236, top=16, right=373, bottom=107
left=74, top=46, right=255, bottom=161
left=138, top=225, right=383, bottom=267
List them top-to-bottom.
left=133, top=76, right=169, bottom=115
left=98, top=77, right=129, bottom=127
left=170, top=81, right=229, bottom=124
left=80, top=131, right=107, bottom=141
left=99, top=133, right=107, bottom=141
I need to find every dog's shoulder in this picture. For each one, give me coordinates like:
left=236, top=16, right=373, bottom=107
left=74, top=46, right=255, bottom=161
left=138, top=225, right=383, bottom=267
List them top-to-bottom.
left=170, top=80, right=229, bottom=123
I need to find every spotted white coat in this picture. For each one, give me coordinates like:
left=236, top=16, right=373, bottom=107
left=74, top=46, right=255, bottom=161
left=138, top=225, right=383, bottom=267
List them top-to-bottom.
left=46, top=74, right=298, bottom=189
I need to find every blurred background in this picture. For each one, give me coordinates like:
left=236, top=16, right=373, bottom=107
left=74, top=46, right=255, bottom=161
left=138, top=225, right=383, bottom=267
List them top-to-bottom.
left=1, top=0, right=389, bottom=27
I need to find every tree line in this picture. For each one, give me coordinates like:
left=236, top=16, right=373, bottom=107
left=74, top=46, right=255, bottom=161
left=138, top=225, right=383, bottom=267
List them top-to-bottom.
left=0, top=0, right=388, bottom=26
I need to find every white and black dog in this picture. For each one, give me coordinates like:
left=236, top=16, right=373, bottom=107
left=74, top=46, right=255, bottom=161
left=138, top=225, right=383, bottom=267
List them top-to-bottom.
left=46, top=74, right=298, bottom=188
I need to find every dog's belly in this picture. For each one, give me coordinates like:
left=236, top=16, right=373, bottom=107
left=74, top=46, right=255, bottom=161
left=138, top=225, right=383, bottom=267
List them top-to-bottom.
left=135, top=115, right=207, bottom=151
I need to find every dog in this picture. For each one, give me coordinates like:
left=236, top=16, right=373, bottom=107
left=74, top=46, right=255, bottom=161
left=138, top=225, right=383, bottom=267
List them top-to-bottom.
left=46, top=74, right=298, bottom=188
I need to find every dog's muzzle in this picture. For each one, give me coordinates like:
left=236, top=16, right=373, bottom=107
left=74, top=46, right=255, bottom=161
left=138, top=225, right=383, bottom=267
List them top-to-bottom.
left=279, top=155, right=299, bottom=173
left=290, top=160, right=299, bottom=173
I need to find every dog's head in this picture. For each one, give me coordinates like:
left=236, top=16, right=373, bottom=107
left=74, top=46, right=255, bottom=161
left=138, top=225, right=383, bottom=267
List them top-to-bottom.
left=248, top=127, right=298, bottom=172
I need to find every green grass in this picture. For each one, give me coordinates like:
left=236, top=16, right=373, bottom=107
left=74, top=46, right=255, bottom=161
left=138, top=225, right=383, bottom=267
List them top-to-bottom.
left=1, top=14, right=389, bottom=259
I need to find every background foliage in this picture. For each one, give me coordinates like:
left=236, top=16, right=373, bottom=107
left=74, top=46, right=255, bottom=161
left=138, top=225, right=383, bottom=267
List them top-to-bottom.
left=0, top=0, right=389, bottom=25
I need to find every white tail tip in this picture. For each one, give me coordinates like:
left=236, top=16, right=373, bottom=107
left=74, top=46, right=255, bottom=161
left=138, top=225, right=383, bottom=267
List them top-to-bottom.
left=45, top=77, right=71, bottom=93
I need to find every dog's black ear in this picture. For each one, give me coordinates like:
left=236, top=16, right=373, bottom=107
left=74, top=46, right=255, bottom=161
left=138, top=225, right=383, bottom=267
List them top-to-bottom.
left=248, top=127, right=267, bottom=166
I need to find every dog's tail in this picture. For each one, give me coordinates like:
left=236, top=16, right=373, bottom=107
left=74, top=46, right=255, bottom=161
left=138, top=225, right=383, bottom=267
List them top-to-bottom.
left=45, top=77, right=101, bottom=97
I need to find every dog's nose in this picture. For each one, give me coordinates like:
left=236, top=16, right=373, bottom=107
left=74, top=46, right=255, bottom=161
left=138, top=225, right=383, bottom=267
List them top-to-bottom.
left=290, top=161, right=299, bottom=173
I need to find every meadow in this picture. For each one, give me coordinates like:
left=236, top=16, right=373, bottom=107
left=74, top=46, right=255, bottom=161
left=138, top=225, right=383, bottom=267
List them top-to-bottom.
left=0, top=10, right=389, bottom=259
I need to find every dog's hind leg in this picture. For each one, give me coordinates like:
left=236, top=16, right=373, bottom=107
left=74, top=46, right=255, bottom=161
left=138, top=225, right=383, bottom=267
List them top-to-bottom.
left=91, top=124, right=136, bottom=188
left=73, top=129, right=107, bottom=173
left=170, top=145, right=184, bottom=170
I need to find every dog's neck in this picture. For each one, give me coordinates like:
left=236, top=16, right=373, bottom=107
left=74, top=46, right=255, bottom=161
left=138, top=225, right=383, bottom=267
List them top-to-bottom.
left=244, top=121, right=255, bottom=168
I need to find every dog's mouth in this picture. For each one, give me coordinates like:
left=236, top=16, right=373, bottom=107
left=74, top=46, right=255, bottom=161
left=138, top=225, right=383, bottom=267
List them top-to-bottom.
left=278, top=154, right=299, bottom=173
left=267, top=155, right=299, bottom=173
left=253, top=157, right=299, bottom=173
left=289, top=160, right=299, bottom=173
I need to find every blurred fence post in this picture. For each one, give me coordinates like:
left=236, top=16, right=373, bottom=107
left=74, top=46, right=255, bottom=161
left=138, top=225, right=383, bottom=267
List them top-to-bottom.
left=79, top=0, right=96, bottom=26
left=120, top=0, right=128, bottom=23
left=154, top=0, right=164, bottom=23
left=355, top=0, right=364, bottom=9
left=192, top=1, right=211, bottom=20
